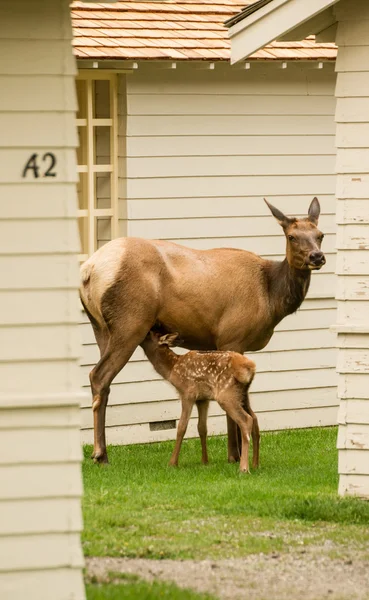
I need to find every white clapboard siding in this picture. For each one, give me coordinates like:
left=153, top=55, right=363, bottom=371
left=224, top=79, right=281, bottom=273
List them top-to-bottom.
left=335, top=0, right=369, bottom=498
left=0, top=1, right=85, bottom=597
left=79, top=61, right=338, bottom=448
left=127, top=135, right=336, bottom=157
left=126, top=175, right=336, bottom=200
left=81, top=387, right=339, bottom=430
left=81, top=406, right=339, bottom=447
left=1, top=569, right=85, bottom=600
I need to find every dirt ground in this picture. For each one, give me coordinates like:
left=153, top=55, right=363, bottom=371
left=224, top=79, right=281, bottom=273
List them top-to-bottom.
left=86, top=548, right=369, bottom=600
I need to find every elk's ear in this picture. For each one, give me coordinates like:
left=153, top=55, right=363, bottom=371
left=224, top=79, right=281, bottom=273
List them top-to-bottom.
left=307, top=197, right=320, bottom=224
left=264, top=198, right=291, bottom=229
left=158, top=333, right=180, bottom=347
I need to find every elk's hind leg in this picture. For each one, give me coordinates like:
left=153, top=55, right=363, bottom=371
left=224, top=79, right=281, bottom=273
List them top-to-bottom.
left=90, top=323, right=153, bottom=463
left=219, top=389, right=253, bottom=473
left=242, top=389, right=260, bottom=469
left=169, top=395, right=194, bottom=467
left=196, top=400, right=209, bottom=464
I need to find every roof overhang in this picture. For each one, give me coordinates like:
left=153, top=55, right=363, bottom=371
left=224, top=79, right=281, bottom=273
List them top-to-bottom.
left=227, top=0, right=340, bottom=65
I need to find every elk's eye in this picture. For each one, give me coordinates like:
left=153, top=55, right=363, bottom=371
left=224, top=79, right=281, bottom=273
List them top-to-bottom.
left=318, top=234, right=325, bottom=242
left=288, top=235, right=296, bottom=242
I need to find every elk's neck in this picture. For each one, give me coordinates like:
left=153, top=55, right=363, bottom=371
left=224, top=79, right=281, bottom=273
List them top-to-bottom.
left=265, top=258, right=311, bottom=325
left=141, top=343, right=178, bottom=382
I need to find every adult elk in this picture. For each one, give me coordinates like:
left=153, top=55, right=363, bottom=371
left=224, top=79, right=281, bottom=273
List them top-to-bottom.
left=80, top=198, right=325, bottom=464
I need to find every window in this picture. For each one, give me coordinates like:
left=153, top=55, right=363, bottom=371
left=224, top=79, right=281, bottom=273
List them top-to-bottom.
left=76, top=73, right=118, bottom=261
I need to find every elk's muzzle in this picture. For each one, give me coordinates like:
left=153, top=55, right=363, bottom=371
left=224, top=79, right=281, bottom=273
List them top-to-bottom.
left=308, top=251, right=326, bottom=269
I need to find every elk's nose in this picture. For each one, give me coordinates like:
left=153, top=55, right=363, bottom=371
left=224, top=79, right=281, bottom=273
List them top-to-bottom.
left=309, top=251, right=325, bottom=266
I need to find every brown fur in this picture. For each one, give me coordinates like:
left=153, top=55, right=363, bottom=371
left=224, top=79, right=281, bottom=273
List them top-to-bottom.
left=80, top=198, right=325, bottom=463
left=141, top=332, right=258, bottom=473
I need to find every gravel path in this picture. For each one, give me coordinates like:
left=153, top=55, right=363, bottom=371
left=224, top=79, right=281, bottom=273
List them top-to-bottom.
left=86, top=550, right=369, bottom=600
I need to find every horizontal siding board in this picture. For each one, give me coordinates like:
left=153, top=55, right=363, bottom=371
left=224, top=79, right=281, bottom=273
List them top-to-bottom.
left=336, top=19, right=369, bottom=46
left=0, top=40, right=76, bottom=76
left=335, top=45, right=369, bottom=74
left=127, top=67, right=336, bottom=96
left=335, top=72, right=369, bottom=98
left=0, top=75, right=77, bottom=112
left=127, top=94, right=335, bottom=116
left=336, top=98, right=369, bottom=123
left=0, top=113, right=77, bottom=147
left=127, top=115, right=335, bottom=137
left=336, top=124, right=369, bottom=149
left=127, top=135, right=336, bottom=157
left=0, top=149, right=77, bottom=183
left=336, top=149, right=369, bottom=174
left=127, top=155, right=335, bottom=178
left=336, top=174, right=369, bottom=199
left=126, top=175, right=336, bottom=199
left=0, top=184, right=78, bottom=219
left=127, top=196, right=336, bottom=220
left=336, top=199, right=369, bottom=224
left=126, top=214, right=335, bottom=239
left=0, top=220, right=80, bottom=255
left=337, top=223, right=369, bottom=251
left=164, top=233, right=337, bottom=254
left=0, top=255, right=80, bottom=291
left=336, top=276, right=369, bottom=300
left=0, top=290, right=81, bottom=326
left=337, top=301, right=369, bottom=326
left=79, top=309, right=336, bottom=347
left=0, top=325, right=81, bottom=362
left=81, top=327, right=336, bottom=366
left=80, top=348, right=337, bottom=383
left=337, top=348, right=369, bottom=374
left=0, top=360, right=82, bottom=394
left=80, top=368, right=337, bottom=409
left=338, top=373, right=369, bottom=399
left=81, top=387, right=338, bottom=429
left=338, top=400, right=369, bottom=425
left=0, top=406, right=81, bottom=429
left=81, top=406, right=338, bottom=446
left=337, top=424, right=369, bottom=450
left=0, top=429, right=82, bottom=465
left=339, top=449, right=369, bottom=475
left=0, top=463, right=83, bottom=500
left=338, top=474, right=369, bottom=497
left=0, top=498, right=82, bottom=536
left=0, top=533, right=84, bottom=572
left=0, top=569, right=85, bottom=600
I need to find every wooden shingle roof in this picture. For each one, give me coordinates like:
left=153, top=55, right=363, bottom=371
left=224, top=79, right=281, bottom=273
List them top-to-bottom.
left=71, top=1, right=337, bottom=61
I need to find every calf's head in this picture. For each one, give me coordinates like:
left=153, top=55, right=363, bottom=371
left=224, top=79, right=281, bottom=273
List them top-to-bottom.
left=264, top=197, right=326, bottom=271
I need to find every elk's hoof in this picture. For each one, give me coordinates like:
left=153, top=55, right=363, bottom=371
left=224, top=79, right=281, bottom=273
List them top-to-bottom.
left=92, top=451, right=109, bottom=464
left=228, top=455, right=240, bottom=464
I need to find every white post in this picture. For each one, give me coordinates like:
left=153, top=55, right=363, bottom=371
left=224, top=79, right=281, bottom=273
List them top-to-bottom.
left=0, top=0, right=86, bottom=597
left=335, top=0, right=369, bottom=497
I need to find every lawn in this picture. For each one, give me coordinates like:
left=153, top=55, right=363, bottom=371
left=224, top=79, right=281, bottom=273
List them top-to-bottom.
left=82, top=426, right=369, bottom=562
left=86, top=577, right=216, bottom=600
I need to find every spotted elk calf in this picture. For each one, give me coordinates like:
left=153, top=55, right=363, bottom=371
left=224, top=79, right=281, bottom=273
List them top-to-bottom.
left=141, top=331, right=259, bottom=473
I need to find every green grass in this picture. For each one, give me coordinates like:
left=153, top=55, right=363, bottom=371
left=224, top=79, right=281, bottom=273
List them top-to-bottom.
left=82, top=427, right=369, bottom=560
left=86, top=579, right=216, bottom=600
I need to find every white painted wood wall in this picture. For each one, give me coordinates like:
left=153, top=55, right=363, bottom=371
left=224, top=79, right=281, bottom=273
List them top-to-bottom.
left=0, top=0, right=85, bottom=597
left=335, top=0, right=369, bottom=497
left=80, top=62, right=339, bottom=447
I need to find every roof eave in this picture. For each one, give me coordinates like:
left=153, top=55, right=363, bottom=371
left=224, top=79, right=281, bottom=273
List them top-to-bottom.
left=227, top=0, right=340, bottom=65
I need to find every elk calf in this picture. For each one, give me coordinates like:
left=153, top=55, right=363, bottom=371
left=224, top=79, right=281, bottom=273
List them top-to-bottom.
left=141, top=331, right=259, bottom=473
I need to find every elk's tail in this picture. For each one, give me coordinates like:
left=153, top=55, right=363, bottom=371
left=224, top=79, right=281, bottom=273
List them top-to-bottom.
left=231, top=355, right=256, bottom=385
